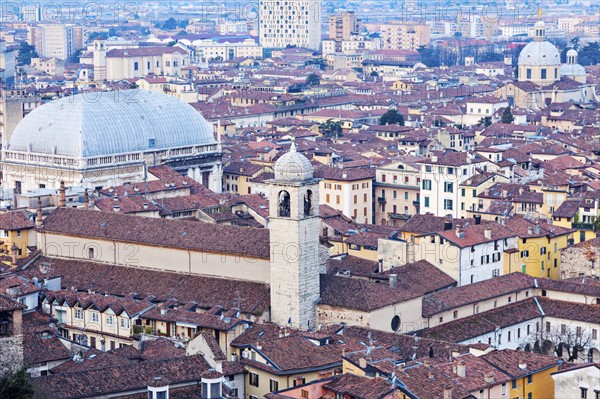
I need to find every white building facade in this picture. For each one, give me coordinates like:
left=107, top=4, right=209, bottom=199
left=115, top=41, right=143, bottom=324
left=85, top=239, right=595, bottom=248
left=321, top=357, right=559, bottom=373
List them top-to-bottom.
left=259, top=0, right=322, bottom=50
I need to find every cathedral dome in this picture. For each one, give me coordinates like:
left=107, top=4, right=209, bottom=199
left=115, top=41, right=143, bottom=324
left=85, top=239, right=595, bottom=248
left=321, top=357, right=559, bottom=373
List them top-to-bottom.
left=518, top=41, right=561, bottom=67
left=7, top=89, right=215, bottom=159
left=274, top=142, right=313, bottom=182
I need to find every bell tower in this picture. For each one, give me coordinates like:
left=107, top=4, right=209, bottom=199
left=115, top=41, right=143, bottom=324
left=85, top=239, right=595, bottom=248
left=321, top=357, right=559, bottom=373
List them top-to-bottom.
left=269, top=142, right=321, bottom=330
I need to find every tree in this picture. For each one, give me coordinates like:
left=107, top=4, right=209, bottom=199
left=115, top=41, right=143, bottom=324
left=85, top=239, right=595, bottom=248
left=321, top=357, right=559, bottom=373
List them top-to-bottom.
left=161, top=17, right=178, bottom=30
left=17, top=42, right=38, bottom=66
left=305, top=73, right=320, bottom=86
left=501, top=106, right=514, bottom=124
left=380, top=109, right=405, bottom=126
left=478, top=117, right=492, bottom=127
left=319, top=119, right=343, bottom=138
left=521, top=324, right=595, bottom=362
left=0, top=368, right=35, bottom=399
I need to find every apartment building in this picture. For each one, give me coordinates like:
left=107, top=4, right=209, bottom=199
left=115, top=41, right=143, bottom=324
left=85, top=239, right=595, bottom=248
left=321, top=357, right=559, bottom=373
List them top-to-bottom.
left=259, top=0, right=322, bottom=50
left=364, top=21, right=429, bottom=51
left=27, top=24, right=83, bottom=60
left=105, top=47, right=191, bottom=80
left=419, top=152, right=493, bottom=218
left=374, top=157, right=422, bottom=226
left=316, top=166, right=375, bottom=224
left=42, top=290, right=154, bottom=351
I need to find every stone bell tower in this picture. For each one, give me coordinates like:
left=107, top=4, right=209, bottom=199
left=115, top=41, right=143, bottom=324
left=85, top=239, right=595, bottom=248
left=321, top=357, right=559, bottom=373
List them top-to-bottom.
left=269, top=141, right=320, bottom=330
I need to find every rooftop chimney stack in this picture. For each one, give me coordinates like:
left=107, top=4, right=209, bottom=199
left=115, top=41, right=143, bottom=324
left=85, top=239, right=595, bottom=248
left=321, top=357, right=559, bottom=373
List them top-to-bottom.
left=59, top=181, right=66, bottom=207
left=83, top=189, right=89, bottom=210
left=36, top=198, right=43, bottom=227
left=474, top=214, right=481, bottom=225
left=444, top=220, right=452, bottom=230
left=484, top=227, right=492, bottom=239
left=456, top=228, right=465, bottom=239
left=10, top=243, right=19, bottom=268
left=389, top=274, right=397, bottom=288
left=456, top=361, right=466, bottom=378
left=518, top=361, right=527, bottom=370
left=484, top=373, right=495, bottom=384
left=443, top=386, right=453, bottom=399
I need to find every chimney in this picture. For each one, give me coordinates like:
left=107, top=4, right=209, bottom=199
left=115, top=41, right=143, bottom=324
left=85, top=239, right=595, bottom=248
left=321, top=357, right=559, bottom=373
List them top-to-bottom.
left=59, top=181, right=66, bottom=207
left=83, top=189, right=89, bottom=209
left=36, top=198, right=43, bottom=227
left=143, top=203, right=149, bottom=210
left=113, top=205, right=120, bottom=212
left=474, top=214, right=481, bottom=225
left=444, top=219, right=452, bottom=230
left=534, top=223, right=540, bottom=235
left=484, top=227, right=492, bottom=240
left=527, top=227, right=533, bottom=235
left=456, top=228, right=465, bottom=239
left=10, top=244, right=19, bottom=267
left=378, top=259, right=383, bottom=273
left=389, top=274, right=397, bottom=288
left=160, top=308, right=168, bottom=315
left=342, top=348, right=348, bottom=357
left=451, top=349, right=460, bottom=358
left=359, top=357, right=368, bottom=369
left=456, top=361, right=466, bottom=378
left=518, top=361, right=527, bottom=370
left=428, top=371, right=435, bottom=380
left=484, top=373, right=495, bottom=384
left=443, top=386, right=453, bottom=399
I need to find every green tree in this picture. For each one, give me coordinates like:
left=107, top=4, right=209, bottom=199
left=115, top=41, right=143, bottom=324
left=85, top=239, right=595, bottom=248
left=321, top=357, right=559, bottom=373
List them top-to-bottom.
left=161, top=17, right=178, bottom=30
left=16, top=42, right=37, bottom=66
left=305, top=73, right=320, bottom=86
left=501, top=106, right=514, bottom=124
left=380, top=109, right=405, bottom=126
left=479, top=117, right=492, bottom=127
left=319, top=119, right=343, bottom=138
left=0, top=368, right=35, bottom=399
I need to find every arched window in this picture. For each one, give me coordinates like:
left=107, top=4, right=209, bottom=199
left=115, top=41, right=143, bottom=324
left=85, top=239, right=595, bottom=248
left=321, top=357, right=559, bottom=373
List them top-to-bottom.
left=134, top=61, right=139, bottom=71
left=278, top=190, right=290, bottom=217
left=304, top=190, right=313, bottom=217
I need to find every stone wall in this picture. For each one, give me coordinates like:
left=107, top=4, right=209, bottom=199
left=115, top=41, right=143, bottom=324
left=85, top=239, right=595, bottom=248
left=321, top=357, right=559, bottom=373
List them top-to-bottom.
left=0, top=335, right=24, bottom=377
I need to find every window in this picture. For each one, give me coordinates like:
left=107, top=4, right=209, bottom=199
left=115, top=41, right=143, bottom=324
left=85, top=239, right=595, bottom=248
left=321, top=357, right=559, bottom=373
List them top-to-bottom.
left=134, top=61, right=139, bottom=71
left=541, top=68, right=547, bottom=79
left=526, top=69, right=532, bottom=79
left=422, top=179, right=432, bottom=190
left=444, top=182, right=453, bottom=193
left=424, top=197, right=430, bottom=207
left=444, top=200, right=453, bottom=210
left=74, top=308, right=83, bottom=320
left=453, top=310, right=458, bottom=319
left=90, top=311, right=99, bottom=323
left=106, top=315, right=114, bottom=326
left=120, top=318, right=130, bottom=329
left=546, top=321, right=551, bottom=332
left=592, top=329, right=597, bottom=340
left=249, top=372, right=259, bottom=387
left=527, top=375, right=532, bottom=384
left=293, top=377, right=306, bottom=387
left=269, top=379, right=279, bottom=392
left=512, top=380, right=517, bottom=389
left=502, top=383, right=507, bottom=396
left=301, top=391, right=309, bottom=399
left=528, top=393, right=532, bottom=399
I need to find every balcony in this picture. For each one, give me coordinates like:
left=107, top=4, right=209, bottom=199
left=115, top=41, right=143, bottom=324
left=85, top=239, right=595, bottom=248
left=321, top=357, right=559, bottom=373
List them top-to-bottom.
left=378, top=197, right=387, bottom=203
left=413, top=200, right=420, bottom=207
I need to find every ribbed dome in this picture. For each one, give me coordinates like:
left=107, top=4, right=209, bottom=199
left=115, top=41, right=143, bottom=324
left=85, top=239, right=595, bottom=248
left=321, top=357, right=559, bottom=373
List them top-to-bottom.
left=518, top=41, right=561, bottom=67
left=560, top=63, right=586, bottom=76
left=8, top=89, right=215, bottom=159
left=274, top=142, right=313, bottom=182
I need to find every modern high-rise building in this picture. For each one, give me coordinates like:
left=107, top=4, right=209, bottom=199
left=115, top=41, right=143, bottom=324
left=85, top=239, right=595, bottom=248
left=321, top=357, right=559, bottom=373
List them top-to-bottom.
left=259, top=0, right=322, bottom=51
left=329, top=11, right=357, bottom=41
left=27, top=25, right=83, bottom=60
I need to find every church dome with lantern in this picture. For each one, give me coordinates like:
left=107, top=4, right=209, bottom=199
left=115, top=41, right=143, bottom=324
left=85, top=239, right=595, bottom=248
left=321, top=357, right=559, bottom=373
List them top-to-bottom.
left=518, top=19, right=561, bottom=85
left=274, top=141, right=314, bottom=182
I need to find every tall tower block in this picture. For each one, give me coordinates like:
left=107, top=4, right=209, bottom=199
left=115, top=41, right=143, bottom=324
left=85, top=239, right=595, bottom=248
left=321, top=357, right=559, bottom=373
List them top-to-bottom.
left=269, top=142, right=321, bottom=330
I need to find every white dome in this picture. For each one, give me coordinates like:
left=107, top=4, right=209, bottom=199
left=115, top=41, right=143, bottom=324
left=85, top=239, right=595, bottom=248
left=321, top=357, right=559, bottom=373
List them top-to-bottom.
left=534, top=20, right=546, bottom=28
left=518, top=41, right=561, bottom=67
left=566, top=49, right=578, bottom=57
left=560, top=63, right=586, bottom=76
left=8, top=89, right=215, bottom=159
left=274, top=142, right=313, bottom=182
